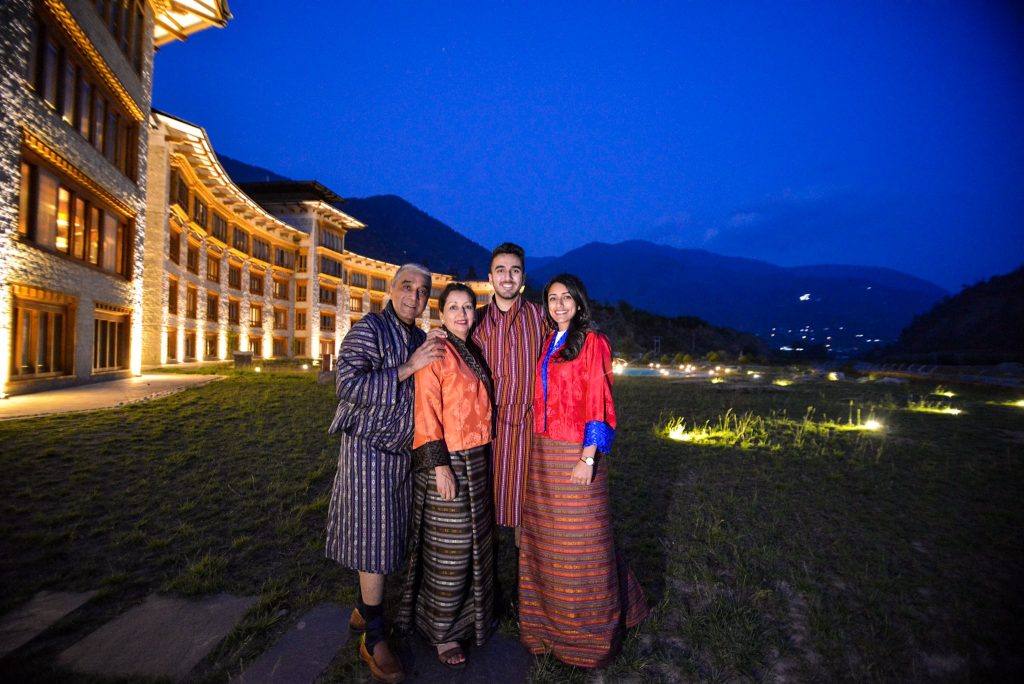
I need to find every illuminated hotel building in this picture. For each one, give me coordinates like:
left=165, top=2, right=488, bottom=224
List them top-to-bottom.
left=0, top=0, right=230, bottom=396
left=2, top=2, right=489, bottom=396
left=145, top=112, right=491, bottom=366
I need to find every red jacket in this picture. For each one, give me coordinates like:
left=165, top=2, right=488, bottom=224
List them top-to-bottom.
left=533, top=331, right=616, bottom=447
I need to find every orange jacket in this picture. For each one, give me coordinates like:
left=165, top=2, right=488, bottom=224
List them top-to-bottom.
left=413, top=338, right=493, bottom=453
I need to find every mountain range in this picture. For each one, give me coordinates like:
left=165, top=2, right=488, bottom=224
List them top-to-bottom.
left=217, top=154, right=949, bottom=352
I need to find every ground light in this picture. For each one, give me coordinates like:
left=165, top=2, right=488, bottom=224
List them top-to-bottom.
left=302, top=364, right=309, bottom=370
left=254, top=366, right=262, bottom=373
left=827, top=372, right=840, bottom=381
left=773, top=379, right=792, bottom=387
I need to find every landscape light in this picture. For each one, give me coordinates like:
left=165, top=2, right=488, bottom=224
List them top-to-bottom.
left=302, top=364, right=309, bottom=370
left=254, top=366, right=262, bottom=373
left=827, top=372, right=839, bottom=381
left=752, top=373, right=761, bottom=379
left=710, top=377, right=724, bottom=384
left=773, top=379, right=792, bottom=387
left=1015, top=400, right=1024, bottom=408
left=862, top=419, right=883, bottom=430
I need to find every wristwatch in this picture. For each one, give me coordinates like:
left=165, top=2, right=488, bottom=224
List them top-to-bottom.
left=580, top=455, right=595, bottom=466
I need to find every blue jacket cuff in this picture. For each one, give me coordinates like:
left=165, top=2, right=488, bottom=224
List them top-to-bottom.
left=584, top=421, right=615, bottom=454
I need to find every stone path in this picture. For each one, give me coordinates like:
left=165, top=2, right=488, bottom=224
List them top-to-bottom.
left=0, top=590, right=97, bottom=658
left=1, top=592, right=533, bottom=683
left=57, top=593, right=255, bottom=681
left=232, top=603, right=349, bottom=683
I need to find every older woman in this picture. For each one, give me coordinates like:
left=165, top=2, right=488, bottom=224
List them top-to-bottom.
left=518, top=273, right=650, bottom=668
left=396, top=283, right=495, bottom=670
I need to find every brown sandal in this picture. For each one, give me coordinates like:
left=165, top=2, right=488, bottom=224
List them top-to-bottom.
left=437, top=643, right=467, bottom=670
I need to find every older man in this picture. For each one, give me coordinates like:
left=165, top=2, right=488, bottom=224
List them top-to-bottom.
left=472, top=243, right=546, bottom=539
left=326, top=263, right=445, bottom=684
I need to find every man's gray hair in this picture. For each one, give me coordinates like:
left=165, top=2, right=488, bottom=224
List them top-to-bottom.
left=391, top=263, right=432, bottom=289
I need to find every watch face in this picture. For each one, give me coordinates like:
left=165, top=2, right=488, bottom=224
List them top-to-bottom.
left=584, top=456, right=595, bottom=465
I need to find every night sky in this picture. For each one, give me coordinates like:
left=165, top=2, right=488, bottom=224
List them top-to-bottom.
left=152, top=1, right=1024, bottom=292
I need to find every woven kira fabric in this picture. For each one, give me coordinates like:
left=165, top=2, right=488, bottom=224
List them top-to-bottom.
left=518, top=436, right=650, bottom=668
left=396, top=444, right=496, bottom=646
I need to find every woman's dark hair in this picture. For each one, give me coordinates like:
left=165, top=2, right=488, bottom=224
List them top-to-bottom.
left=543, top=273, right=593, bottom=361
left=439, top=282, right=476, bottom=312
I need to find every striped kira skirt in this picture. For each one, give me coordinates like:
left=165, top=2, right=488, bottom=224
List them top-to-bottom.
left=518, top=435, right=650, bottom=668
left=397, top=444, right=496, bottom=646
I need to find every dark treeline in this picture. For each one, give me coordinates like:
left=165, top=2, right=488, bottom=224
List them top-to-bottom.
left=880, top=265, right=1024, bottom=364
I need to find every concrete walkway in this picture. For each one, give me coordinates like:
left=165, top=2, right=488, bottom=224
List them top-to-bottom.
left=0, top=374, right=224, bottom=421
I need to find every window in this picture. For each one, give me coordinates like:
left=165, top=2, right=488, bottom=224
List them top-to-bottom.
left=93, top=0, right=147, bottom=74
left=27, top=14, right=138, bottom=179
left=19, top=159, right=132, bottom=275
left=173, top=169, right=189, bottom=209
left=192, top=196, right=207, bottom=229
left=211, top=213, right=229, bottom=243
left=232, top=226, right=249, bottom=253
left=320, top=228, right=344, bottom=253
left=169, top=229, right=180, bottom=264
left=252, top=237, right=270, bottom=262
left=186, top=242, right=198, bottom=274
left=274, top=247, right=295, bottom=269
left=296, top=254, right=307, bottom=271
left=207, top=255, right=220, bottom=283
left=320, top=256, right=343, bottom=278
left=228, top=264, right=241, bottom=289
left=350, top=271, right=367, bottom=288
left=249, top=272, right=264, bottom=296
left=371, top=276, right=387, bottom=292
left=167, top=278, right=178, bottom=314
left=273, top=279, right=289, bottom=300
left=296, top=284, right=307, bottom=301
left=186, top=286, right=197, bottom=319
left=319, top=286, right=337, bottom=306
left=431, top=287, right=443, bottom=299
left=206, top=293, right=218, bottom=321
left=10, top=296, right=72, bottom=378
left=349, top=296, right=363, bottom=313
left=228, top=299, right=240, bottom=324
left=370, top=299, right=383, bottom=314
left=249, top=304, right=262, bottom=327
left=429, top=304, right=439, bottom=320
left=273, top=308, right=287, bottom=330
left=93, top=309, right=128, bottom=371
left=295, top=312, right=307, bottom=330
left=320, top=314, right=335, bottom=331
left=166, top=328, right=177, bottom=361
left=184, top=332, right=196, bottom=359
left=205, top=334, right=218, bottom=359
left=250, top=337, right=262, bottom=358
left=273, top=337, right=288, bottom=357
left=293, top=339, right=306, bottom=357
left=320, top=340, right=335, bottom=357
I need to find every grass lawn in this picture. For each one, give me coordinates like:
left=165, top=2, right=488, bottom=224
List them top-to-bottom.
left=1, top=367, right=1022, bottom=682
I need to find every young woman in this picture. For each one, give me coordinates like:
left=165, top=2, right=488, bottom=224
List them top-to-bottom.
left=518, top=273, right=650, bottom=668
left=397, top=283, right=495, bottom=669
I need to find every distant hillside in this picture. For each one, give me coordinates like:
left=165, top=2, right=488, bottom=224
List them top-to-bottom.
left=214, top=154, right=948, bottom=356
left=218, top=154, right=291, bottom=183
left=340, top=196, right=492, bottom=279
left=529, top=240, right=947, bottom=353
left=884, top=265, right=1024, bottom=364
left=590, top=301, right=770, bottom=361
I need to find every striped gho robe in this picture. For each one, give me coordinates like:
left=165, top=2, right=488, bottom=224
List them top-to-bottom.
left=471, top=296, right=546, bottom=527
left=325, top=302, right=426, bottom=574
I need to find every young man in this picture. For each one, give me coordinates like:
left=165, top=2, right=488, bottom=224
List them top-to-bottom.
left=471, top=243, right=546, bottom=538
left=326, top=263, right=446, bottom=684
